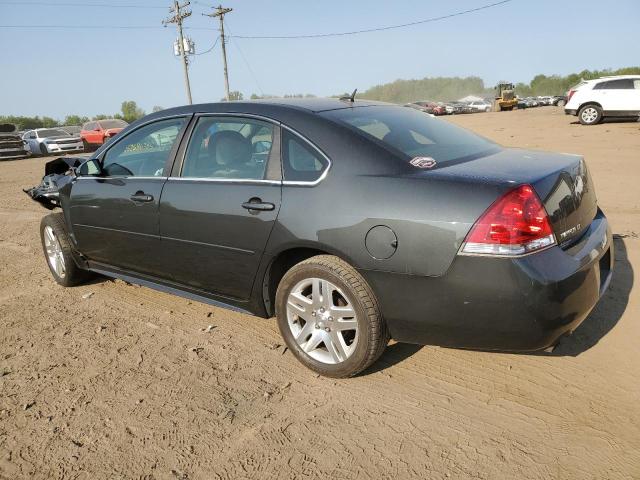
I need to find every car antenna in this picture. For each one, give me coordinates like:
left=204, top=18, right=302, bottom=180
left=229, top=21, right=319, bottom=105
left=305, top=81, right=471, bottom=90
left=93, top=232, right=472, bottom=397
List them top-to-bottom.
left=340, top=88, right=357, bottom=103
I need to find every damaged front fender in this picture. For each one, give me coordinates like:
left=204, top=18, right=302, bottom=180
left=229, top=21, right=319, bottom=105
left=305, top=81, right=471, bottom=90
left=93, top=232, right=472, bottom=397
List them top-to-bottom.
left=24, top=156, right=87, bottom=210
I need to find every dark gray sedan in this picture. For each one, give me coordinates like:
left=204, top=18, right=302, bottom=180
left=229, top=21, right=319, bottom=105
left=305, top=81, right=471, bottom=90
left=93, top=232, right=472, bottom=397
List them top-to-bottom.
left=26, top=98, right=613, bottom=377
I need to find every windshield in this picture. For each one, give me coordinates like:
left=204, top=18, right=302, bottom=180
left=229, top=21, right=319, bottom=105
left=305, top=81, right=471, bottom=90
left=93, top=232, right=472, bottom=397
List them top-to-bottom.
left=322, top=106, right=498, bottom=164
left=99, top=119, right=128, bottom=129
left=38, top=129, right=69, bottom=138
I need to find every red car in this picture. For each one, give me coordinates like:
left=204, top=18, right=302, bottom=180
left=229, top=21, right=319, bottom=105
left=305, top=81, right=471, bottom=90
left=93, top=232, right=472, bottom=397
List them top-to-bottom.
left=405, top=101, right=446, bottom=116
left=80, top=119, right=128, bottom=150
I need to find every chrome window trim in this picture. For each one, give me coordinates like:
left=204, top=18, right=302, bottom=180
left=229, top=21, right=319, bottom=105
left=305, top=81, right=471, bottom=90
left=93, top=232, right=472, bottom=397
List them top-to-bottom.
left=76, top=176, right=168, bottom=181
left=167, top=176, right=281, bottom=185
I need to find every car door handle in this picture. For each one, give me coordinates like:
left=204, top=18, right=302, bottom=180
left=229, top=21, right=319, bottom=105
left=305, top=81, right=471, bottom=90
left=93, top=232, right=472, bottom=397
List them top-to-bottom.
left=130, top=192, right=154, bottom=203
left=242, top=198, right=275, bottom=211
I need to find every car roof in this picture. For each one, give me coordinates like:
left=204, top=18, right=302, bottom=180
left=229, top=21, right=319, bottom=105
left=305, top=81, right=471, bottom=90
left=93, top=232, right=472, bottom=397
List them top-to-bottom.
left=586, top=75, right=640, bottom=82
left=153, top=98, right=395, bottom=119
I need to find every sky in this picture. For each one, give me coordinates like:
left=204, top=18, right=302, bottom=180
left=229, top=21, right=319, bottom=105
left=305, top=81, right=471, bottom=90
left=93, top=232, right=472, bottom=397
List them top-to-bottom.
left=0, top=0, right=638, bottom=119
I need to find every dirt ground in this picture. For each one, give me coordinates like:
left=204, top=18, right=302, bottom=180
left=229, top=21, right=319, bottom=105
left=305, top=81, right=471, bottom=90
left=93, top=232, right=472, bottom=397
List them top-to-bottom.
left=1, top=107, right=638, bottom=479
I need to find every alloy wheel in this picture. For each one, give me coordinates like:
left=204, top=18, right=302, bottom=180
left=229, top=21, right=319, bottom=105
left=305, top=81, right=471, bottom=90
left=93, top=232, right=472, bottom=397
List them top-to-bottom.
left=581, top=107, right=598, bottom=124
left=44, top=225, right=66, bottom=278
left=286, top=277, right=358, bottom=364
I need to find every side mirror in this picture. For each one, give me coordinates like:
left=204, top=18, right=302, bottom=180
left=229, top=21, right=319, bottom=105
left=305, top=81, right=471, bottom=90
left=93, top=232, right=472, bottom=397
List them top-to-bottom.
left=77, top=158, right=102, bottom=176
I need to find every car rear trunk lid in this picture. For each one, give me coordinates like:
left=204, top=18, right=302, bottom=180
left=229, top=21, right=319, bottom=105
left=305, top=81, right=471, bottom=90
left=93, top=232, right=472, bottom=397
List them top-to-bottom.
left=424, top=147, right=598, bottom=247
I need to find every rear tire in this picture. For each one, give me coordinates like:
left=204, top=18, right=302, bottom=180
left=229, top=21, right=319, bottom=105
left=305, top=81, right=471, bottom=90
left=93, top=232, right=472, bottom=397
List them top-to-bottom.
left=557, top=99, right=566, bottom=107
left=578, top=104, right=603, bottom=125
left=40, top=213, right=93, bottom=287
left=275, top=255, right=389, bottom=378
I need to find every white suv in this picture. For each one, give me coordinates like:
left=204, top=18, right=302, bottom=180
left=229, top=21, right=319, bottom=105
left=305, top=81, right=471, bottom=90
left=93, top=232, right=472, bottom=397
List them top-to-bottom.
left=565, top=75, right=640, bottom=125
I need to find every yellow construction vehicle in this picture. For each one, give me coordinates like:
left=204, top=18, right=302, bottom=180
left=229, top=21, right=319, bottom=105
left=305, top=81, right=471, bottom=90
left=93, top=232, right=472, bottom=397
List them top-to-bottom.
left=494, top=82, right=518, bottom=111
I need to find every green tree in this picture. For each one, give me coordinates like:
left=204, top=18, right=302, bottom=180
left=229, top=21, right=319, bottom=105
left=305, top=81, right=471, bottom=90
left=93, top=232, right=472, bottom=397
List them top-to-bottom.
left=223, top=91, right=244, bottom=101
left=120, top=100, right=145, bottom=123
left=152, top=105, right=164, bottom=113
left=93, top=114, right=109, bottom=120
left=63, top=115, right=88, bottom=126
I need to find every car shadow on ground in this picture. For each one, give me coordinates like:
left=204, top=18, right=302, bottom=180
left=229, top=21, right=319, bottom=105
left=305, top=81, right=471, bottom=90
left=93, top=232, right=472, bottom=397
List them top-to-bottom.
left=570, top=117, right=640, bottom=125
left=549, top=236, right=633, bottom=357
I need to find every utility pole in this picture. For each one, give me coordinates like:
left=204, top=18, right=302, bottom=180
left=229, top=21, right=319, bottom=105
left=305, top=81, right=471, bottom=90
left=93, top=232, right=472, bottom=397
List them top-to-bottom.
left=163, top=1, right=193, bottom=104
left=204, top=5, right=232, bottom=101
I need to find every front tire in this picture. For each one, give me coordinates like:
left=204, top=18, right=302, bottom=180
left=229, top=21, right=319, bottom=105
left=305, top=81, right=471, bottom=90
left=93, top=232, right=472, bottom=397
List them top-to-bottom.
left=578, top=104, right=603, bottom=125
left=40, top=143, right=48, bottom=156
left=40, top=213, right=92, bottom=287
left=275, top=255, right=389, bottom=378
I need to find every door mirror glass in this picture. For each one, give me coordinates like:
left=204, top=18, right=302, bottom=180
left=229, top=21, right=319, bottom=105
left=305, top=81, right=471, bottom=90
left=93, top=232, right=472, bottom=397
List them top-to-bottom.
left=77, top=158, right=102, bottom=176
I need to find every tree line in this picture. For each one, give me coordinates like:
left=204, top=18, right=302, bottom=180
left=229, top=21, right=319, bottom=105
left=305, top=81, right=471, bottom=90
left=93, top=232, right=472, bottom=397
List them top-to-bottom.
left=355, top=66, right=640, bottom=103
left=3, top=67, right=639, bottom=130
left=0, top=101, right=160, bottom=131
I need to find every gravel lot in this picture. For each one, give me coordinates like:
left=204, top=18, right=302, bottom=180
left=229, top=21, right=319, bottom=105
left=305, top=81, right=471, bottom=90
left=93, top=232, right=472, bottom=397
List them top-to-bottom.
left=1, top=107, right=638, bottom=479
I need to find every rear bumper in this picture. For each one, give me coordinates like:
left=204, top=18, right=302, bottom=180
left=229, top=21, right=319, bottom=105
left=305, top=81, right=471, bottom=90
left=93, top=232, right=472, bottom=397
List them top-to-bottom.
left=360, top=210, right=613, bottom=351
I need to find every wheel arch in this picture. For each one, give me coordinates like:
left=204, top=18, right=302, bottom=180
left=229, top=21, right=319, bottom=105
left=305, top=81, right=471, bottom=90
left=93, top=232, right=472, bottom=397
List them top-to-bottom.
left=578, top=101, right=603, bottom=111
left=260, top=243, right=358, bottom=317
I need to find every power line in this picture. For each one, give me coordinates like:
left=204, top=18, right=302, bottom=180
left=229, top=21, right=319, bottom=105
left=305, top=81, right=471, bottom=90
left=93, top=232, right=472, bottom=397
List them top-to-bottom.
left=0, top=0, right=514, bottom=34
left=232, top=0, right=514, bottom=39
left=0, top=1, right=166, bottom=8
left=226, top=24, right=264, bottom=96
left=193, top=35, right=218, bottom=55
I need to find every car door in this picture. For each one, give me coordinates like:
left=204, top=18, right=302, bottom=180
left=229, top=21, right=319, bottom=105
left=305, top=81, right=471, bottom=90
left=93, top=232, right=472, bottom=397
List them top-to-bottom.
left=594, top=79, right=635, bottom=113
left=157, top=114, right=282, bottom=301
left=69, top=116, right=189, bottom=277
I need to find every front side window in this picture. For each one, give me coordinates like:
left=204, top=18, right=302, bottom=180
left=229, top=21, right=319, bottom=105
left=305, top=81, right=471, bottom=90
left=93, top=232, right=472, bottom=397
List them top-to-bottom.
left=323, top=106, right=498, bottom=165
left=101, top=117, right=186, bottom=177
left=181, top=117, right=274, bottom=180
left=282, top=131, right=328, bottom=182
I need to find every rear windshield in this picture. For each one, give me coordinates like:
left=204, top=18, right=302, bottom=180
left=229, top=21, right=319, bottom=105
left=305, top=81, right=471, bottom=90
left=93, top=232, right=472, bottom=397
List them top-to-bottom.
left=322, top=106, right=497, bottom=164
left=99, top=119, right=128, bottom=129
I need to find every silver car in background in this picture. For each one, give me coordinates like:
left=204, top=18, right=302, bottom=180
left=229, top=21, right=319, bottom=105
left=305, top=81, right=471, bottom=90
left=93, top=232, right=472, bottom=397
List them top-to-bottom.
left=22, top=128, right=84, bottom=156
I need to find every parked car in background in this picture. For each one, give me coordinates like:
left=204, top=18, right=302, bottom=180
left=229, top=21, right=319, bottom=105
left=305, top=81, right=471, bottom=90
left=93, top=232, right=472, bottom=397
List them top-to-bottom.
left=565, top=75, right=640, bottom=125
left=552, top=95, right=567, bottom=106
left=25, top=98, right=613, bottom=377
left=468, top=100, right=492, bottom=112
left=405, top=101, right=446, bottom=116
left=80, top=119, right=128, bottom=150
left=0, top=123, right=31, bottom=160
left=60, top=125, right=82, bottom=136
left=22, top=128, right=84, bottom=156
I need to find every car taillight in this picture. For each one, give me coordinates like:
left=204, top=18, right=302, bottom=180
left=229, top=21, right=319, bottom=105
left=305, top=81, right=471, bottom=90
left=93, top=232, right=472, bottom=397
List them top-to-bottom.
left=567, top=89, right=576, bottom=102
left=460, top=184, right=555, bottom=256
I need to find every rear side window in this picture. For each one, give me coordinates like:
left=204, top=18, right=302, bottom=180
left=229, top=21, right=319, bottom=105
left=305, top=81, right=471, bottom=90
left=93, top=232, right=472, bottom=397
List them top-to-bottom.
left=594, top=79, right=635, bottom=90
left=323, top=106, right=498, bottom=165
left=282, top=131, right=328, bottom=182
